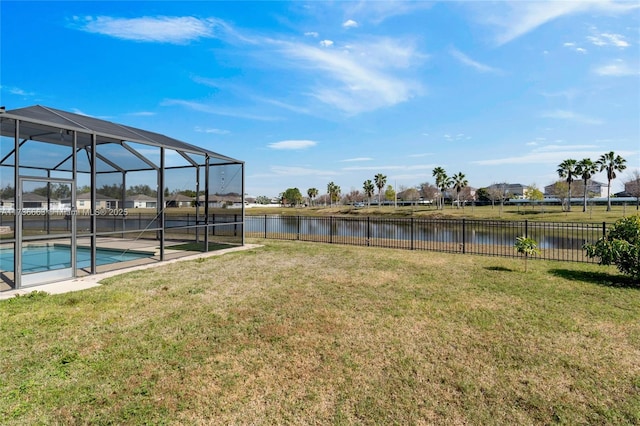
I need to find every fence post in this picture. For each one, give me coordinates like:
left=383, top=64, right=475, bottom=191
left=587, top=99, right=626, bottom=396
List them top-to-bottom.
left=264, top=214, right=267, bottom=239
left=297, top=215, right=300, bottom=240
left=330, top=216, right=333, bottom=244
left=367, top=216, right=370, bottom=246
left=411, top=217, right=414, bottom=250
left=462, top=218, right=466, bottom=254
left=525, top=220, right=528, bottom=238
left=602, top=221, right=606, bottom=238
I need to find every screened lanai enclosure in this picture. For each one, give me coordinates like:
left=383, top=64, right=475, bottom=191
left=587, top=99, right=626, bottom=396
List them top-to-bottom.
left=0, top=105, right=244, bottom=291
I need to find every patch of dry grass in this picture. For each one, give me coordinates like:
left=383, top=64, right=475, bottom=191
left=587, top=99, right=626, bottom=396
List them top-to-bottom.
left=1, top=240, right=639, bottom=424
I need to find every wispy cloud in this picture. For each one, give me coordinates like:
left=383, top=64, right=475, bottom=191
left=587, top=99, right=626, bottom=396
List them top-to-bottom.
left=343, top=1, right=433, bottom=25
left=474, top=1, right=639, bottom=46
left=72, top=16, right=226, bottom=44
left=304, top=31, right=319, bottom=38
left=588, top=32, right=630, bottom=47
left=275, top=37, right=424, bottom=114
left=319, top=39, right=334, bottom=47
left=563, top=42, right=587, bottom=54
left=450, top=48, right=500, bottom=73
left=593, top=59, right=638, bottom=76
left=0, top=85, right=35, bottom=97
left=162, top=99, right=282, bottom=121
left=541, top=109, right=603, bottom=125
left=127, top=111, right=156, bottom=117
left=194, top=126, right=230, bottom=135
left=268, top=140, right=317, bottom=150
left=473, top=144, right=603, bottom=166
left=339, top=157, right=373, bottom=162
left=342, top=164, right=434, bottom=172
left=268, top=165, right=334, bottom=177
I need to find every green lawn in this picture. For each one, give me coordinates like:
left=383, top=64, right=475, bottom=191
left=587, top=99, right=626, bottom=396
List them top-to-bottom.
left=1, top=240, right=638, bottom=424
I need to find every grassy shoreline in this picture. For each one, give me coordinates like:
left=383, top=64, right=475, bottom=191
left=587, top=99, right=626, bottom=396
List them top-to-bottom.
left=1, top=240, right=638, bottom=424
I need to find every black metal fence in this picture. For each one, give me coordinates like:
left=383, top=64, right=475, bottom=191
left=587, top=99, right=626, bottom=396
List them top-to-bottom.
left=246, top=215, right=609, bottom=263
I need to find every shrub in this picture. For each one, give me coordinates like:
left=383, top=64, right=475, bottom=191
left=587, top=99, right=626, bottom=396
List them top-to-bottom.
left=584, top=215, right=640, bottom=281
left=514, top=236, right=540, bottom=272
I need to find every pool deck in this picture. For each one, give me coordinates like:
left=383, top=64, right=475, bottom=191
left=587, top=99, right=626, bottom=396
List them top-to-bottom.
left=0, top=243, right=261, bottom=300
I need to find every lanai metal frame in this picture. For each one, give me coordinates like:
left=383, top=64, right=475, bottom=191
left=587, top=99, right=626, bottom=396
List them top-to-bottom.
left=0, top=105, right=244, bottom=290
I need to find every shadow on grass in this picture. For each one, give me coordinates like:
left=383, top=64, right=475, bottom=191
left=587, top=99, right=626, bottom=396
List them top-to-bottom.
left=484, top=266, right=514, bottom=272
left=549, top=269, right=639, bottom=289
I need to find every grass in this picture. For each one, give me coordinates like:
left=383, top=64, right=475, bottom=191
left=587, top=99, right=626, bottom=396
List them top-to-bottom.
left=247, top=203, right=639, bottom=223
left=1, top=239, right=639, bottom=424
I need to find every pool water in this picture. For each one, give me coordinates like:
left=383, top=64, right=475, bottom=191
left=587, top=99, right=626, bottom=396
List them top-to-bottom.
left=0, top=245, right=153, bottom=273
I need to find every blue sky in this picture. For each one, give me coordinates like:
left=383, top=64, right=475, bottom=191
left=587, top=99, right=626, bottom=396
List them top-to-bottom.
left=1, top=1, right=638, bottom=198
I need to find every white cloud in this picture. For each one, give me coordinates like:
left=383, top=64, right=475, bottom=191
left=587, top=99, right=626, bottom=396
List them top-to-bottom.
left=343, top=1, right=433, bottom=25
left=474, top=1, right=639, bottom=46
left=74, top=16, right=224, bottom=44
left=343, top=19, right=358, bottom=28
left=304, top=31, right=319, bottom=37
left=588, top=32, right=630, bottom=47
left=275, top=37, right=424, bottom=114
left=319, top=39, right=334, bottom=47
left=575, top=47, right=587, bottom=54
left=450, top=48, right=500, bottom=73
left=593, top=59, right=638, bottom=76
left=0, top=85, right=35, bottom=96
left=163, top=99, right=281, bottom=121
left=541, top=109, right=603, bottom=125
left=128, top=111, right=156, bottom=116
left=194, top=126, right=230, bottom=135
left=268, top=140, right=317, bottom=150
left=474, top=145, right=634, bottom=166
left=339, top=157, right=373, bottom=162
left=342, top=164, right=434, bottom=172
left=268, top=166, right=335, bottom=177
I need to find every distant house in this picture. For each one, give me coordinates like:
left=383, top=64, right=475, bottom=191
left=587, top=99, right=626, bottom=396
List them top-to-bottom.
left=544, top=179, right=608, bottom=199
left=485, top=183, right=527, bottom=199
left=2, top=192, right=64, bottom=210
left=62, top=192, right=120, bottom=210
left=166, top=193, right=193, bottom=208
left=198, top=193, right=243, bottom=208
left=124, top=194, right=157, bottom=209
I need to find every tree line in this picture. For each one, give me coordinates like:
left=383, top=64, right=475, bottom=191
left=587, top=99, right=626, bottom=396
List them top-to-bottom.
left=272, top=150, right=638, bottom=210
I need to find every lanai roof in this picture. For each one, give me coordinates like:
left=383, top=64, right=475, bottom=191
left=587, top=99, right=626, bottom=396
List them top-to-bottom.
left=0, top=105, right=242, bottom=166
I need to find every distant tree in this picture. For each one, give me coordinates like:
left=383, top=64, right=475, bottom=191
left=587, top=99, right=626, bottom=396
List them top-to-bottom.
left=597, top=151, right=627, bottom=211
left=575, top=158, right=599, bottom=212
left=557, top=159, right=577, bottom=211
left=624, top=171, right=640, bottom=210
left=451, top=172, right=468, bottom=209
left=374, top=173, right=387, bottom=206
left=363, top=180, right=375, bottom=206
left=548, top=181, right=569, bottom=210
left=327, top=182, right=339, bottom=206
left=418, top=182, right=438, bottom=206
left=32, top=183, right=71, bottom=199
left=98, top=183, right=124, bottom=200
left=0, top=184, right=14, bottom=199
left=127, top=184, right=156, bottom=197
left=330, top=184, right=341, bottom=205
left=526, top=184, right=544, bottom=209
left=384, top=185, right=395, bottom=204
left=281, top=187, right=303, bottom=207
left=307, top=187, right=318, bottom=206
left=399, top=187, right=420, bottom=205
left=180, top=189, right=197, bottom=198
left=343, top=189, right=364, bottom=205
left=255, top=195, right=271, bottom=204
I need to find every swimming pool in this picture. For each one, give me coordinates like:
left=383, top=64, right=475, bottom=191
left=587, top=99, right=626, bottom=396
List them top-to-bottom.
left=0, top=244, right=154, bottom=273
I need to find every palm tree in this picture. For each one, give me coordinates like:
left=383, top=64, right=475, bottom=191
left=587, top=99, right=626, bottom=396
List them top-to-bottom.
left=597, top=151, right=627, bottom=211
left=574, top=158, right=598, bottom=212
left=557, top=159, right=577, bottom=211
left=432, top=167, right=447, bottom=210
left=452, top=172, right=468, bottom=209
left=374, top=173, right=387, bottom=206
left=363, top=180, right=375, bottom=206
left=327, top=182, right=337, bottom=207
left=307, top=187, right=318, bottom=207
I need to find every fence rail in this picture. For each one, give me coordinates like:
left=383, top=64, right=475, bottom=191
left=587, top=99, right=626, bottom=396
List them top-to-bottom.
left=246, top=215, right=609, bottom=263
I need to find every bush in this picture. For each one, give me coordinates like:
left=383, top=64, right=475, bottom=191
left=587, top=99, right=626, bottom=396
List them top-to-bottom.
left=584, top=215, right=640, bottom=281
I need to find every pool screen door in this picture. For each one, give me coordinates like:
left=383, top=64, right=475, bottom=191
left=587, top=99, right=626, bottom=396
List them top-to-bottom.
left=18, top=177, right=75, bottom=287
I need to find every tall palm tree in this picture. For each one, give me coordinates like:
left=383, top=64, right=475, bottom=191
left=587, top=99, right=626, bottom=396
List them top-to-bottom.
left=597, top=151, right=627, bottom=211
left=574, top=158, right=598, bottom=212
left=557, top=159, right=577, bottom=211
left=432, top=167, right=447, bottom=210
left=452, top=172, right=468, bottom=209
left=374, top=173, right=387, bottom=206
left=363, top=180, right=375, bottom=206
left=327, top=182, right=336, bottom=207
left=307, top=187, right=318, bottom=207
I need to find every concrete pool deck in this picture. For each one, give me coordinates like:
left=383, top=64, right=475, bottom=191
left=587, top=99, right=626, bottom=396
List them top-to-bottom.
left=0, top=243, right=261, bottom=300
